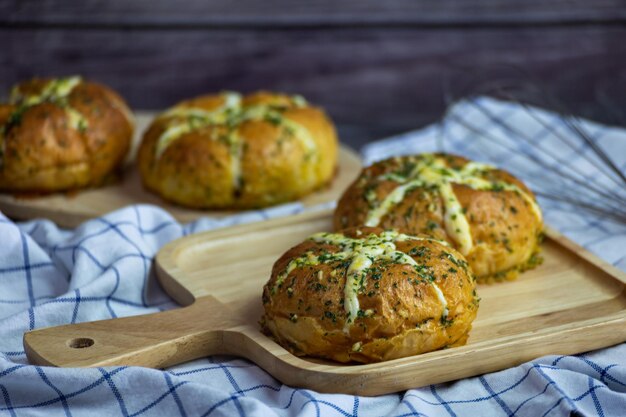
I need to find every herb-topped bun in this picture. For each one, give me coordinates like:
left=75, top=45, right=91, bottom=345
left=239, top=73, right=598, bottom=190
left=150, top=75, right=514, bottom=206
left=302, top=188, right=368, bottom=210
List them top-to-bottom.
left=0, top=76, right=134, bottom=192
left=137, top=91, right=338, bottom=209
left=334, top=154, right=544, bottom=282
left=261, top=227, right=479, bottom=363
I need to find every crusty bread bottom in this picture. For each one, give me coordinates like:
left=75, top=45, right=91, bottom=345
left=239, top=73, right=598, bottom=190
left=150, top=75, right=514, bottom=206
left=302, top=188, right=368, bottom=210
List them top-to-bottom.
left=263, top=312, right=476, bottom=364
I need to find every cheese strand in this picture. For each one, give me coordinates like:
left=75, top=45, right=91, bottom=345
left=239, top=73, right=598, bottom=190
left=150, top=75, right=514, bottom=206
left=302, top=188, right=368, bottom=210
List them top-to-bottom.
left=365, top=155, right=542, bottom=256
left=276, top=231, right=452, bottom=332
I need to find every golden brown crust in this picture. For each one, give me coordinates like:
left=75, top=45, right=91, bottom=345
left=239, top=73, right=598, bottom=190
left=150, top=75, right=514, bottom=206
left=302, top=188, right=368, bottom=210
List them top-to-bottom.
left=0, top=77, right=134, bottom=192
left=137, top=91, right=338, bottom=209
left=334, top=154, right=544, bottom=282
left=261, top=227, right=479, bottom=363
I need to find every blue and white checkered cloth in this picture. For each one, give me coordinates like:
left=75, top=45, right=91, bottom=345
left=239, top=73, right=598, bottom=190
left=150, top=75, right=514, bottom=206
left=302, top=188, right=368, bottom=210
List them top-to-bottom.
left=0, top=97, right=625, bottom=416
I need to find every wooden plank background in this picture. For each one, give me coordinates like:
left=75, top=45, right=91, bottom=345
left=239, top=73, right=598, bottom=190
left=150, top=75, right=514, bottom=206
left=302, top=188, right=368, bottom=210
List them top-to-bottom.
left=2, top=1, right=626, bottom=148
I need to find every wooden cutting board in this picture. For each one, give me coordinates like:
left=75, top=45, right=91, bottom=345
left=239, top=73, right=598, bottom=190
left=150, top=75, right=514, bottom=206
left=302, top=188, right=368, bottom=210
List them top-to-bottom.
left=0, top=113, right=361, bottom=227
left=23, top=210, right=626, bottom=396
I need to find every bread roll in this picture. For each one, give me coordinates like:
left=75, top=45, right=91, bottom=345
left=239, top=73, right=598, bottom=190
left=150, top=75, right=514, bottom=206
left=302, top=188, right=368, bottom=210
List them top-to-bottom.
left=0, top=76, right=133, bottom=192
left=137, top=91, right=338, bottom=209
left=334, top=154, right=544, bottom=282
left=261, top=227, right=479, bottom=363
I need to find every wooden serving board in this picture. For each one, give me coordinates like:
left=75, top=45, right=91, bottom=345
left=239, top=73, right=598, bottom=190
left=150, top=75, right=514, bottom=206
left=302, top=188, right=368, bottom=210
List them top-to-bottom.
left=0, top=113, right=361, bottom=228
left=23, top=210, right=626, bottom=396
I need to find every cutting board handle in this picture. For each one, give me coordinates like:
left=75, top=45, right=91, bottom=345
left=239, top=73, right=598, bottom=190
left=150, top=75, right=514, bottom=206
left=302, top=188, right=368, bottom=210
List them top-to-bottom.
left=23, top=297, right=239, bottom=368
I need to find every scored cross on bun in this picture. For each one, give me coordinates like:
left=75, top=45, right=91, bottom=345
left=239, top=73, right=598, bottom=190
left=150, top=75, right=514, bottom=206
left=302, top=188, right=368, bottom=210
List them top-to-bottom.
left=0, top=76, right=134, bottom=192
left=137, top=91, right=338, bottom=209
left=334, top=154, right=544, bottom=282
left=261, top=227, right=479, bottom=363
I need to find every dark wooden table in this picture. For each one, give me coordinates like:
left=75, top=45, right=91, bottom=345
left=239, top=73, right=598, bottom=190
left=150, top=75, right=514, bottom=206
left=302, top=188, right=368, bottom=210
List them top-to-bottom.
left=2, top=1, right=626, bottom=149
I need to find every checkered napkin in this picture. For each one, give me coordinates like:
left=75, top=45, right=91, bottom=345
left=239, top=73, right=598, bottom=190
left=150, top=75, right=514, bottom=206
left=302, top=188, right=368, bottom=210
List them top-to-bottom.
left=0, top=98, right=625, bottom=416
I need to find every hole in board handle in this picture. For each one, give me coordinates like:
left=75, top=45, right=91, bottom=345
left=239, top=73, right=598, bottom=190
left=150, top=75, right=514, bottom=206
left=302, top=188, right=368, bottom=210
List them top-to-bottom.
left=67, top=338, right=95, bottom=349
